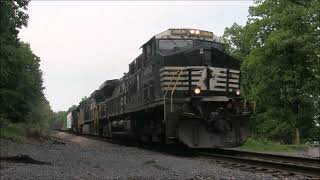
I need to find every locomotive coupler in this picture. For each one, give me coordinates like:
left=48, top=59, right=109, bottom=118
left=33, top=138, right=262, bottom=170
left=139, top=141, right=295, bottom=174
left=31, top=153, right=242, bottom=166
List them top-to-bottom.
left=181, top=97, right=204, bottom=117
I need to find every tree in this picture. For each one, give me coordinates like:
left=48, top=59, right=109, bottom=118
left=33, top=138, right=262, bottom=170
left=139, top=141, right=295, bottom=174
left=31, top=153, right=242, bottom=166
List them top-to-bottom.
left=0, top=0, right=53, bottom=134
left=0, top=0, right=29, bottom=43
left=1, top=0, right=31, bottom=122
left=223, top=0, right=320, bottom=143
left=0, top=40, right=46, bottom=122
left=49, top=111, right=67, bottom=130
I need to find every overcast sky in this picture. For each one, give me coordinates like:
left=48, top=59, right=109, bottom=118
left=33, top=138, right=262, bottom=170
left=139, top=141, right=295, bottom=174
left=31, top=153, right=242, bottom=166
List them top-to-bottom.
left=19, top=1, right=253, bottom=112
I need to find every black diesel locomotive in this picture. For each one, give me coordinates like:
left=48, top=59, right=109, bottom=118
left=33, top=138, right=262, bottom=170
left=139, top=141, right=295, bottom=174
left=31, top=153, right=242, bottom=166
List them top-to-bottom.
left=69, top=28, right=251, bottom=148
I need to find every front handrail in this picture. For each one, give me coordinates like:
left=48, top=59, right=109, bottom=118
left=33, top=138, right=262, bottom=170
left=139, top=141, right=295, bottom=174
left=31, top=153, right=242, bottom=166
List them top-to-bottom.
left=163, top=69, right=185, bottom=122
left=170, top=69, right=184, bottom=112
left=163, top=70, right=179, bottom=122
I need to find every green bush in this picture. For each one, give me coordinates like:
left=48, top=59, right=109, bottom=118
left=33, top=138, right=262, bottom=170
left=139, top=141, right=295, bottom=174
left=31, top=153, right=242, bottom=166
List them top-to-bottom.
left=240, top=138, right=309, bottom=152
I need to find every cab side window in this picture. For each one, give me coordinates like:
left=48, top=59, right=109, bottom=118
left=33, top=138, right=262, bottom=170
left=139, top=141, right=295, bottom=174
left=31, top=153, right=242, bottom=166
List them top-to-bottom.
left=146, top=44, right=152, bottom=58
left=129, top=61, right=136, bottom=75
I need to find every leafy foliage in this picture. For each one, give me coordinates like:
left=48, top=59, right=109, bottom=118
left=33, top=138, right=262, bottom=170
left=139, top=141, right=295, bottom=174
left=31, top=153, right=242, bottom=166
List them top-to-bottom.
left=0, top=0, right=53, bottom=138
left=223, top=0, right=320, bottom=143
left=49, top=111, right=68, bottom=129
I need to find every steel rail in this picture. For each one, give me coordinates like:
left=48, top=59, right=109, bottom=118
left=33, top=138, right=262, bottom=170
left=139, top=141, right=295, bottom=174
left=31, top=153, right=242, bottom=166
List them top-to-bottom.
left=210, top=148, right=320, bottom=166
left=199, top=149, right=320, bottom=177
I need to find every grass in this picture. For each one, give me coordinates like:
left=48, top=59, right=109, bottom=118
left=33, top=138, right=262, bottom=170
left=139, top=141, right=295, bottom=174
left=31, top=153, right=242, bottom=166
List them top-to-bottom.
left=0, top=122, right=47, bottom=142
left=0, top=123, right=28, bottom=142
left=240, top=138, right=309, bottom=153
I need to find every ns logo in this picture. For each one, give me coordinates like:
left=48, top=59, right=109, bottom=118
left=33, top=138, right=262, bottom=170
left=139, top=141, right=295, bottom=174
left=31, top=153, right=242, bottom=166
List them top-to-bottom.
left=196, top=67, right=228, bottom=91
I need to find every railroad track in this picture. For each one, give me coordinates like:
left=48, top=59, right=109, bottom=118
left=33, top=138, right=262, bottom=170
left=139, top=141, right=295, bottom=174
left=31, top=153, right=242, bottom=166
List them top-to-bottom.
left=54, top=130, right=320, bottom=178
left=199, top=149, right=320, bottom=179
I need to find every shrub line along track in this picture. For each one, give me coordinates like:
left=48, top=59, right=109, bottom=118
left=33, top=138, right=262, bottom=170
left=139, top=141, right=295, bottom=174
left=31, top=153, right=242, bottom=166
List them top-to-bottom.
left=54, top=130, right=320, bottom=179
left=199, top=149, right=320, bottom=178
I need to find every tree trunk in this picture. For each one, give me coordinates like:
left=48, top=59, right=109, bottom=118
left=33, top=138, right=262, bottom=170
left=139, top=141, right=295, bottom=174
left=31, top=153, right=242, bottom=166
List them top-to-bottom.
left=295, top=127, right=300, bottom=144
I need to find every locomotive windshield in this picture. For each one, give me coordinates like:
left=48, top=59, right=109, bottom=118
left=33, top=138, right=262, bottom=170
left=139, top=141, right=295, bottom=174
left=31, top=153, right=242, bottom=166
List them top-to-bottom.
left=158, top=39, right=224, bottom=52
left=159, top=39, right=193, bottom=50
left=194, top=40, right=224, bottom=51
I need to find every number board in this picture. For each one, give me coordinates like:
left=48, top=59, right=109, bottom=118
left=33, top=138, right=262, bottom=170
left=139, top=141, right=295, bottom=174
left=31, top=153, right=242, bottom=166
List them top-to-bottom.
left=171, top=29, right=189, bottom=36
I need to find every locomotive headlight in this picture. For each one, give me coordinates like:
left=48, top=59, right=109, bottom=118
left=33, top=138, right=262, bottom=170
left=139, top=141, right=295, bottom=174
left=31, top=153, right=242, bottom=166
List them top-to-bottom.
left=190, top=29, right=195, bottom=34
left=195, top=30, right=200, bottom=35
left=194, top=87, right=201, bottom=95
left=235, top=89, right=241, bottom=96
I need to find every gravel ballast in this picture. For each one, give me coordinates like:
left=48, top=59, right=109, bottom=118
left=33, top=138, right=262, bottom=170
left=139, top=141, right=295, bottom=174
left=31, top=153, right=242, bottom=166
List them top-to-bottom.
left=1, top=131, right=278, bottom=180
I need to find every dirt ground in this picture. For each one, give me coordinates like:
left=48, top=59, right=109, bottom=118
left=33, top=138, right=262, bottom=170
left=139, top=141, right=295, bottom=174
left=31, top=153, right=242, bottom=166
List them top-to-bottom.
left=0, top=131, right=278, bottom=180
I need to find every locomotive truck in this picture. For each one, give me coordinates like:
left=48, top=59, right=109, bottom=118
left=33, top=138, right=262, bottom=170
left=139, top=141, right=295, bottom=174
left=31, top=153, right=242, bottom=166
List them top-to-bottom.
left=69, top=28, right=251, bottom=148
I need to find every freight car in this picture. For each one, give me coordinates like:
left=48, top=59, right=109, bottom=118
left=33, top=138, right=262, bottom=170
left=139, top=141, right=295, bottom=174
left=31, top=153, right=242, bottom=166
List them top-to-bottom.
left=70, top=28, right=251, bottom=148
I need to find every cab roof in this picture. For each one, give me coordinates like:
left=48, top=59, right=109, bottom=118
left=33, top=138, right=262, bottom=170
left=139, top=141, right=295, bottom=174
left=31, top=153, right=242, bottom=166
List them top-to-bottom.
left=141, top=28, right=223, bottom=48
